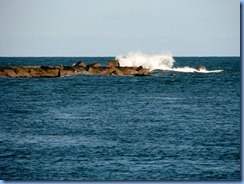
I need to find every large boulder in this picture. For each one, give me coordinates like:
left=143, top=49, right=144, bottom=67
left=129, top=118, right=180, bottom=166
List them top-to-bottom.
left=107, top=60, right=120, bottom=68
left=86, top=62, right=106, bottom=75
left=40, top=66, right=61, bottom=77
left=86, top=66, right=124, bottom=76
left=135, top=66, right=150, bottom=76
left=15, top=67, right=32, bottom=77
left=87, top=67, right=102, bottom=75
left=101, top=67, right=123, bottom=76
left=119, top=67, right=138, bottom=76
left=3, top=68, right=19, bottom=77
left=42, top=68, right=60, bottom=77
left=110, top=68, right=124, bottom=76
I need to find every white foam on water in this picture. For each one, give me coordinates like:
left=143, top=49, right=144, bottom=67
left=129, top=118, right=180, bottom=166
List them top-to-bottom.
left=116, top=52, right=223, bottom=73
left=172, top=67, right=223, bottom=73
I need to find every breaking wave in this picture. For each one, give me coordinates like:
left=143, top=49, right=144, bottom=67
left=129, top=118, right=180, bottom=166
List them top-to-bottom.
left=116, top=52, right=223, bottom=73
left=116, top=52, right=174, bottom=71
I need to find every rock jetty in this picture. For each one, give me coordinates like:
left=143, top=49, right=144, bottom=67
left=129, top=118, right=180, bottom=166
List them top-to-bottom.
left=0, top=60, right=151, bottom=78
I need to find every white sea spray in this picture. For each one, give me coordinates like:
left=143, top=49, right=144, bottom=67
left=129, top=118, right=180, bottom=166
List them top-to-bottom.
left=116, top=51, right=175, bottom=71
left=116, top=52, right=223, bottom=73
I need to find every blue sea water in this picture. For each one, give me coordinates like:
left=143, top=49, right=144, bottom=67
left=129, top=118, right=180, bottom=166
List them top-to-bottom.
left=0, top=57, right=240, bottom=180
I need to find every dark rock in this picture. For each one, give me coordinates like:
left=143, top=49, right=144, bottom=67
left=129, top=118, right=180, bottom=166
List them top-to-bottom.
left=60, top=65, right=73, bottom=70
left=40, top=66, right=50, bottom=70
left=41, top=66, right=60, bottom=70
left=135, top=66, right=150, bottom=76
left=136, top=66, right=143, bottom=71
left=195, top=66, right=206, bottom=71
left=0, top=67, right=6, bottom=77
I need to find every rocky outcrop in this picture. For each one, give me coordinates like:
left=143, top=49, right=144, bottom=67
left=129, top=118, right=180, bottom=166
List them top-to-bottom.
left=0, top=61, right=151, bottom=78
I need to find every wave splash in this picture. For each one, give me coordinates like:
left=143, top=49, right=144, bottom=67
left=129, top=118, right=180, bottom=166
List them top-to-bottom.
left=116, top=52, right=223, bottom=73
left=116, top=52, right=174, bottom=71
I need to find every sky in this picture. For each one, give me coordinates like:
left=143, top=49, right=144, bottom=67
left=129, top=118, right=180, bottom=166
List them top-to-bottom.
left=0, top=0, right=240, bottom=57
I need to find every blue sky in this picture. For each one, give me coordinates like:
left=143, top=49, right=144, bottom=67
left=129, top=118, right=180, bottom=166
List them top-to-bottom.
left=0, top=0, right=240, bottom=56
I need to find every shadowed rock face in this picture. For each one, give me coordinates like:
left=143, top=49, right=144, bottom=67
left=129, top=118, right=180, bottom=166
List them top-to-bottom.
left=0, top=61, right=151, bottom=78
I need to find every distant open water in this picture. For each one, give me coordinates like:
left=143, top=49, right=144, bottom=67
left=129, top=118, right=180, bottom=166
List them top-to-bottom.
left=0, top=57, right=240, bottom=180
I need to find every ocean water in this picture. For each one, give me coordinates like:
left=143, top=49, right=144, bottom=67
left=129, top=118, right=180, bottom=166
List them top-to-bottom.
left=0, top=56, right=240, bottom=180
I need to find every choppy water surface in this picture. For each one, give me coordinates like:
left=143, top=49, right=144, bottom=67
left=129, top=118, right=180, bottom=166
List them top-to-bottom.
left=0, top=57, right=240, bottom=180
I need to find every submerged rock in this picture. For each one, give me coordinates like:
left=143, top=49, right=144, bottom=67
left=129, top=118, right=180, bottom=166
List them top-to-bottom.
left=195, top=66, right=206, bottom=71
